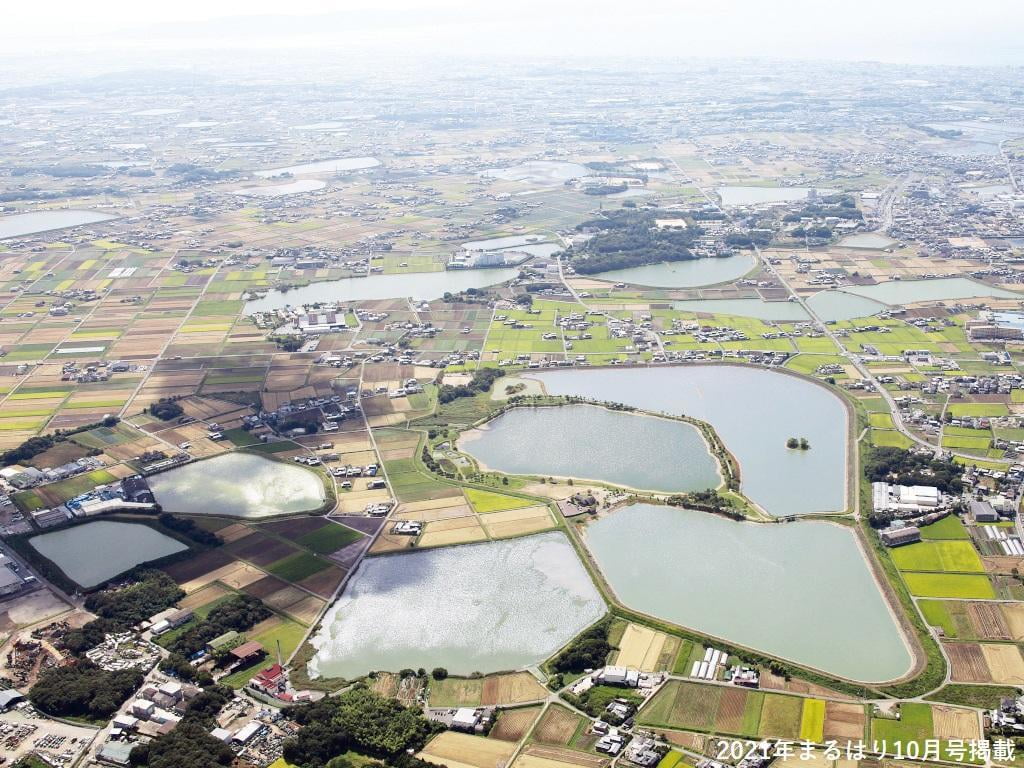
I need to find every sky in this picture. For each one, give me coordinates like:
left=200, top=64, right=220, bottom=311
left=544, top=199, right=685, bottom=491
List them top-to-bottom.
left=3, top=0, right=1024, bottom=67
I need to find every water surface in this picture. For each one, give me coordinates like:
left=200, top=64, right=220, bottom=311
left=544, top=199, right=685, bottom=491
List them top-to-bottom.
left=256, top=157, right=379, bottom=177
left=481, top=161, right=591, bottom=184
left=237, top=179, right=326, bottom=197
left=0, top=210, right=117, bottom=239
left=838, top=233, right=897, bottom=249
left=590, top=253, right=756, bottom=288
left=244, top=268, right=519, bottom=313
left=843, top=277, right=1020, bottom=305
left=806, top=291, right=887, bottom=322
left=672, top=298, right=809, bottom=321
left=533, top=366, right=847, bottom=516
left=460, top=404, right=720, bottom=492
left=149, top=452, right=325, bottom=518
left=585, top=504, right=912, bottom=682
left=30, top=521, right=187, bottom=588
left=310, top=532, right=605, bottom=679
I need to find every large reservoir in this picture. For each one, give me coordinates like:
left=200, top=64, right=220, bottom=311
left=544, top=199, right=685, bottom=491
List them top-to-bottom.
left=0, top=210, right=117, bottom=239
left=589, top=252, right=756, bottom=288
left=243, top=268, right=519, bottom=313
left=533, top=366, right=847, bottom=516
left=460, top=404, right=721, bottom=492
left=149, top=452, right=326, bottom=518
left=584, top=504, right=913, bottom=682
left=29, top=521, right=187, bottom=588
left=309, top=532, right=606, bottom=679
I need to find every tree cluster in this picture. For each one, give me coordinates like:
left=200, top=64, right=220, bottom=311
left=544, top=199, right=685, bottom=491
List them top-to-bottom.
left=568, top=210, right=700, bottom=274
left=437, top=367, right=505, bottom=404
left=148, top=398, right=184, bottom=421
left=864, top=446, right=964, bottom=494
left=156, top=513, right=221, bottom=546
left=63, top=570, right=184, bottom=653
left=166, top=594, right=271, bottom=659
left=551, top=618, right=614, bottom=673
left=29, top=662, right=143, bottom=720
left=282, top=687, right=443, bottom=767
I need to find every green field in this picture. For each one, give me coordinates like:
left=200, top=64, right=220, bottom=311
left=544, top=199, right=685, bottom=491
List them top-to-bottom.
left=464, top=487, right=536, bottom=513
left=919, top=515, right=970, bottom=540
left=296, top=522, right=364, bottom=554
left=891, top=541, right=985, bottom=573
left=267, top=551, right=329, bottom=582
left=902, top=572, right=996, bottom=599
left=798, top=698, right=826, bottom=743
left=870, top=702, right=933, bottom=742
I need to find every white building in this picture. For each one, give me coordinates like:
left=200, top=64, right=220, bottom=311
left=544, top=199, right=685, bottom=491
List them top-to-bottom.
left=872, top=482, right=943, bottom=516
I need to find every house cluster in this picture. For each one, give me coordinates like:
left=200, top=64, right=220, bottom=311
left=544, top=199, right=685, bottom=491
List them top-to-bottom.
left=0, top=455, right=106, bottom=490
left=391, top=520, right=422, bottom=535
left=989, top=694, right=1024, bottom=733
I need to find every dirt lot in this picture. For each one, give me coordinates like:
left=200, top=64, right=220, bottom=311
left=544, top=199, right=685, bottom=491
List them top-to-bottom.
left=967, top=602, right=1012, bottom=641
left=946, top=642, right=993, bottom=683
left=980, top=643, right=1024, bottom=684
left=481, top=673, right=547, bottom=705
left=823, top=701, right=867, bottom=742
left=533, top=705, right=584, bottom=746
left=490, top=706, right=542, bottom=742
left=932, top=706, right=981, bottom=740
left=418, top=731, right=517, bottom=768
left=516, top=745, right=608, bottom=768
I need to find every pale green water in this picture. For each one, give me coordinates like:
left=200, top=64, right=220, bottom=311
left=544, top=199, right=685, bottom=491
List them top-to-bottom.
left=0, top=210, right=117, bottom=240
left=837, top=233, right=898, bottom=249
left=591, top=253, right=756, bottom=288
left=243, top=268, right=519, bottom=313
left=843, top=277, right=1020, bottom=305
left=806, top=290, right=888, bottom=321
left=673, top=297, right=809, bottom=320
left=534, top=366, right=847, bottom=516
left=460, top=404, right=720, bottom=492
left=149, top=453, right=325, bottom=518
left=586, top=504, right=912, bottom=681
left=30, top=521, right=187, bottom=588
left=310, top=531, right=606, bottom=679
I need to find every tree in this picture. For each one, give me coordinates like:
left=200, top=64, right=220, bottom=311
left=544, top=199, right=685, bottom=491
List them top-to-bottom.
left=149, top=399, right=184, bottom=421
left=431, top=667, right=448, bottom=680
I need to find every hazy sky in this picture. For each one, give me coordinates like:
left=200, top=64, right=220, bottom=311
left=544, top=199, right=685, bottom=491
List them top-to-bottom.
left=4, top=0, right=1024, bottom=66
